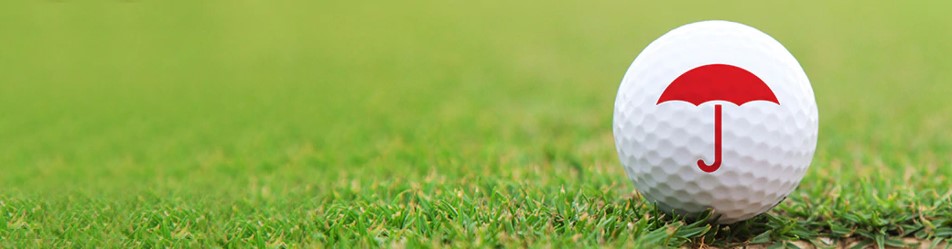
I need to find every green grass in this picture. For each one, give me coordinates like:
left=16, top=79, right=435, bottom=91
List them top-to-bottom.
left=1, top=0, right=951, bottom=248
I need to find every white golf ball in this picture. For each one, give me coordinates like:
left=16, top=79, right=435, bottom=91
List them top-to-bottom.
left=613, top=20, right=818, bottom=224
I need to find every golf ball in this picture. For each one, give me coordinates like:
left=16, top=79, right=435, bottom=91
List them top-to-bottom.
left=613, top=20, right=818, bottom=224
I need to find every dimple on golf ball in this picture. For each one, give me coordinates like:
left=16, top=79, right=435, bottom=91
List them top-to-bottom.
left=612, top=20, right=818, bottom=224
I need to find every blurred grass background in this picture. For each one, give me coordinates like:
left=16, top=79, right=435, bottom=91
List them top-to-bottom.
left=1, top=0, right=950, bottom=247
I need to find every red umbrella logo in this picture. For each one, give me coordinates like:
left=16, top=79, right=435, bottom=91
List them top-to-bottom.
left=657, top=64, right=779, bottom=173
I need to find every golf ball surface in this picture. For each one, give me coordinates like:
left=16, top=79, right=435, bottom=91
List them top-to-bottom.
left=613, top=20, right=818, bottom=223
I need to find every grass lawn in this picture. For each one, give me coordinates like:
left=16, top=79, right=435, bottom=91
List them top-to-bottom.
left=1, top=1, right=951, bottom=248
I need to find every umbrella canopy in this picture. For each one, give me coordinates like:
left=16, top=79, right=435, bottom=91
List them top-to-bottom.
left=657, top=64, right=779, bottom=106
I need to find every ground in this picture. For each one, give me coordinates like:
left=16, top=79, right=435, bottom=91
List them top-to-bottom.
left=1, top=1, right=951, bottom=248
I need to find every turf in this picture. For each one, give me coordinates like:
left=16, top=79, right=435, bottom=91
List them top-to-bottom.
left=1, top=1, right=951, bottom=248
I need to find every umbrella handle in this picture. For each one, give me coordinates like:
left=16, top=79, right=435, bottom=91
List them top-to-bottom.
left=697, top=104, right=722, bottom=173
